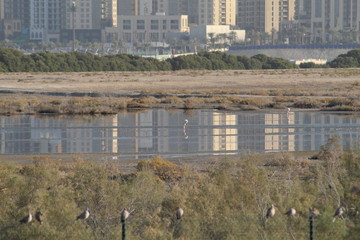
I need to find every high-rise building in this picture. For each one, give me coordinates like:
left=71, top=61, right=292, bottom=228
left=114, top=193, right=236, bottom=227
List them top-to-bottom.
left=0, top=0, right=30, bottom=40
left=30, top=0, right=63, bottom=41
left=61, top=0, right=118, bottom=43
left=101, top=0, right=117, bottom=27
left=118, top=0, right=138, bottom=15
left=138, top=0, right=153, bottom=15
left=152, top=0, right=168, bottom=14
left=168, top=0, right=198, bottom=24
left=198, top=0, right=236, bottom=26
left=237, top=0, right=295, bottom=33
left=295, top=0, right=311, bottom=20
left=308, top=0, right=360, bottom=43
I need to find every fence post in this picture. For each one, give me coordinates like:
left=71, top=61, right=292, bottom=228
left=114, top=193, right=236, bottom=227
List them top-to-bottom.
left=309, top=216, right=314, bottom=240
left=122, top=222, right=126, bottom=240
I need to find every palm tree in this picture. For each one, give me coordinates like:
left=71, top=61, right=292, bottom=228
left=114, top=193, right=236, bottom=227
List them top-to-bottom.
left=271, top=28, right=277, bottom=45
left=228, top=31, right=237, bottom=45
left=208, top=32, right=216, bottom=49
left=260, top=32, right=270, bottom=45
left=217, top=33, right=228, bottom=48
left=189, top=38, right=199, bottom=53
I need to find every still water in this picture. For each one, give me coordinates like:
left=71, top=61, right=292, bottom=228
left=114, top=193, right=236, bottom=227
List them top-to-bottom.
left=1, top=109, right=360, bottom=160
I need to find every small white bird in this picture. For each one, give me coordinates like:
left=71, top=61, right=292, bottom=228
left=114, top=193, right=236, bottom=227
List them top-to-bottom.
left=266, top=204, right=276, bottom=218
left=76, top=207, right=90, bottom=220
left=176, top=207, right=184, bottom=220
left=333, top=207, right=345, bottom=222
left=120, top=208, right=130, bottom=223
left=285, top=208, right=296, bottom=217
left=20, top=211, right=32, bottom=224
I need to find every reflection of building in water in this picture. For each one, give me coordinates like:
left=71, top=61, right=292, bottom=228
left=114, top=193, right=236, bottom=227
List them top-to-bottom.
left=117, top=110, right=238, bottom=156
left=2, top=111, right=360, bottom=155
left=213, top=112, right=237, bottom=152
left=264, top=112, right=294, bottom=152
left=295, top=112, right=360, bottom=151
left=0, top=116, right=118, bottom=155
left=0, top=116, right=32, bottom=154
left=31, top=117, right=63, bottom=153
left=66, top=117, right=118, bottom=154
left=0, top=118, right=4, bottom=154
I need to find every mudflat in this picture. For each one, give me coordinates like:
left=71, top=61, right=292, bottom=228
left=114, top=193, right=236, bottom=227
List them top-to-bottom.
left=0, top=68, right=360, bottom=96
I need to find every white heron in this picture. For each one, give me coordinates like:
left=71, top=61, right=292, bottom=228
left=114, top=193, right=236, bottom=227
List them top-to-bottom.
left=183, top=119, right=189, bottom=139
left=183, top=119, right=188, bottom=129
left=76, top=207, right=90, bottom=220
left=176, top=207, right=184, bottom=220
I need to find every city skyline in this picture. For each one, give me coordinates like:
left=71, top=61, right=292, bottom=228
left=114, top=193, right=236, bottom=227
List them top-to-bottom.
left=0, top=0, right=360, bottom=47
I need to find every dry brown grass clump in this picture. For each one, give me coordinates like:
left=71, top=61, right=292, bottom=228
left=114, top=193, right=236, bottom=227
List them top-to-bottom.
left=136, top=156, right=186, bottom=181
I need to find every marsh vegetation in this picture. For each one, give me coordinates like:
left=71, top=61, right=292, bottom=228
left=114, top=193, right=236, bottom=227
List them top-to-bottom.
left=0, top=137, right=359, bottom=239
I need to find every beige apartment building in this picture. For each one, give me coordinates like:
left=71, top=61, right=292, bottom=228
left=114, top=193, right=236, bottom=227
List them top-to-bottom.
left=101, top=0, right=117, bottom=27
left=198, top=0, right=236, bottom=26
left=237, top=0, right=295, bottom=33
left=103, top=14, right=188, bottom=44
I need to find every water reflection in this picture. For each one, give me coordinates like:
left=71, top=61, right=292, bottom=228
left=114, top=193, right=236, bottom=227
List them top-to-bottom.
left=1, top=110, right=360, bottom=159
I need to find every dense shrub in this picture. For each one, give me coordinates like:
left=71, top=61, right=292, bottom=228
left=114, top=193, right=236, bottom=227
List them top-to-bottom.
left=2, top=47, right=360, bottom=72
left=0, top=48, right=297, bottom=72
left=329, top=49, right=360, bottom=68
left=0, top=137, right=359, bottom=239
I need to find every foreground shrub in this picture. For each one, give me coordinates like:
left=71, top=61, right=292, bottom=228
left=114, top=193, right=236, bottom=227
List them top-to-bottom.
left=0, top=139, right=359, bottom=239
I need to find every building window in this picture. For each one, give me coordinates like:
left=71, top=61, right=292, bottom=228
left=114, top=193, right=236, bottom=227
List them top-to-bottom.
left=123, top=20, right=131, bottom=30
left=137, top=20, right=145, bottom=30
left=151, top=20, right=159, bottom=30
left=163, top=20, right=167, bottom=30
left=170, top=20, right=178, bottom=30
left=124, top=32, right=132, bottom=42
left=150, top=32, right=159, bottom=41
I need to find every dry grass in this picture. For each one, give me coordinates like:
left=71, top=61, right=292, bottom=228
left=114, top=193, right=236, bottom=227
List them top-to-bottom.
left=1, top=69, right=360, bottom=114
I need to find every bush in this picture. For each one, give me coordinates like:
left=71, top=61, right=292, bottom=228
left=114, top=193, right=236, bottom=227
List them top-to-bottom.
left=0, top=146, right=359, bottom=239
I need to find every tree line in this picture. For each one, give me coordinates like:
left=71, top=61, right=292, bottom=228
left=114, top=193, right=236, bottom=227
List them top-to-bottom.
left=0, top=47, right=359, bottom=72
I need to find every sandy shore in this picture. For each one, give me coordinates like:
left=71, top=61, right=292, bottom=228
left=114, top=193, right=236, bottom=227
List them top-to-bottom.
left=1, top=68, right=360, bottom=96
